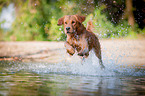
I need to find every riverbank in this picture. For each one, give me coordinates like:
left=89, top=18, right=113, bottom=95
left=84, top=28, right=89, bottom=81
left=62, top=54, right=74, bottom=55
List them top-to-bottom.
left=0, top=39, right=145, bottom=68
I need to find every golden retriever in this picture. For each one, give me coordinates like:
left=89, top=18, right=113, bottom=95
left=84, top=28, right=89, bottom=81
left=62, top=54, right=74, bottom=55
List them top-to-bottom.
left=57, top=15, right=105, bottom=69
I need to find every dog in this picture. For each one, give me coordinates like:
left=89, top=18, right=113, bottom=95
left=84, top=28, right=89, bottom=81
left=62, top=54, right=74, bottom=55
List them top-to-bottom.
left=57, top=14, right=105, bottom=69
left=86, top=20, right=95, bottom=32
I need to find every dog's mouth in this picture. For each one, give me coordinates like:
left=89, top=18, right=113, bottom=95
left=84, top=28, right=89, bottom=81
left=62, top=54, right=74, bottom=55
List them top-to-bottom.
left=66, top=30, right=75, bottom=34
left=67, top=31, right=74, bottom=34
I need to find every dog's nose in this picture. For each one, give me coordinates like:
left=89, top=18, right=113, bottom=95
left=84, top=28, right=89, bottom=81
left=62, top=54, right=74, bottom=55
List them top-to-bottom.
left=66, top=27, right=70, bottom=31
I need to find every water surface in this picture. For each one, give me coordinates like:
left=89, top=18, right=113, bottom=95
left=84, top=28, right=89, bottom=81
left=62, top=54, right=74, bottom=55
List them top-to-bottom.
left=0, top=60, right=145, bottom=96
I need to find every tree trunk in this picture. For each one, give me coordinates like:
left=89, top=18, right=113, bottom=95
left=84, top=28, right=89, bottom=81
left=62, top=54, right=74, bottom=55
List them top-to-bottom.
left=126, top=0, right=135, bottom=28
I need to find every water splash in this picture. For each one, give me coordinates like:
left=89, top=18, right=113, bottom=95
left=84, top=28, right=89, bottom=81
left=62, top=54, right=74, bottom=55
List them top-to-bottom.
left=9, top=51, right=145, bottom=77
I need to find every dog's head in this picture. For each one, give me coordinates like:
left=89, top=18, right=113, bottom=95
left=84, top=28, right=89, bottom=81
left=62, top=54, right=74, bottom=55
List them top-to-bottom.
left=57, top=15, right=86, bottom=34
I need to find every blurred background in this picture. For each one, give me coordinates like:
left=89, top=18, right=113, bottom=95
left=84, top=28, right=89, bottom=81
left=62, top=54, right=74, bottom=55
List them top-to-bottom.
left=0, top=0, right=145, bottom=41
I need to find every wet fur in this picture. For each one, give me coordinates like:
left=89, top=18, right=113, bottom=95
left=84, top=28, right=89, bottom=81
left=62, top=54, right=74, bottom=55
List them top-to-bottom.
left=57, top=15, right=105, bottom=69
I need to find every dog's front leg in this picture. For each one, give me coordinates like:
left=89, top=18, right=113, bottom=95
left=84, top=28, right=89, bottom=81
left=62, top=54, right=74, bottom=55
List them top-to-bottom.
left=77, top=37, right=89, bottom=58
left=64, top=42, right=75, bottom=56
left=78, top=46, right=89, bottom=58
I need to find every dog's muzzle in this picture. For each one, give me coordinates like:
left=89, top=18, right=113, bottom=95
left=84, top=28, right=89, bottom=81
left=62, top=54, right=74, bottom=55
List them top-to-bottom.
left=66, top=27, right=70, bottom=31
left=66, top=27, right=75, bottom=34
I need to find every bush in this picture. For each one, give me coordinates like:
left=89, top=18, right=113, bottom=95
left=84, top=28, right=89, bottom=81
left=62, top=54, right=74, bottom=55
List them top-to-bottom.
left=1, top=1, right=144, bottom=41
left=83, top=6, right=142, bottom=39
left=47, top=17, right=66, bottom=41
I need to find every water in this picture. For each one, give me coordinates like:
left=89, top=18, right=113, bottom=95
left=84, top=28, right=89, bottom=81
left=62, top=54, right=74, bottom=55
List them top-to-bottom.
left=0, top=54, right=145, bottom=96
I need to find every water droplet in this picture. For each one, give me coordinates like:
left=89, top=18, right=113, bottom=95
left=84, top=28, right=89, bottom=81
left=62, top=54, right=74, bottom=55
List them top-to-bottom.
left=91, top=1, right=94, bottom=3
left=113, top=1, right=116, bottom=3
left=59, top=28, right=62, bottom=30
left=57, top=37, right=60, bottom=41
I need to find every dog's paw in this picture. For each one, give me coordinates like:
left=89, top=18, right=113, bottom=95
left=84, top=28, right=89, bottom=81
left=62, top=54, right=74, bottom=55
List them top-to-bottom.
left=67, top=50, right=75, bottom=56
left=78, top=52, right=84, bottom=56
left=78, top=52, right=89, bottom=57
left=101, top=66, right=105, bottom=70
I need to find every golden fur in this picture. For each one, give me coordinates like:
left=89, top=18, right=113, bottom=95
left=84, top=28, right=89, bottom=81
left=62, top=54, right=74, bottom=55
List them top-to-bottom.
left=57, top=15, right=105, bottom=69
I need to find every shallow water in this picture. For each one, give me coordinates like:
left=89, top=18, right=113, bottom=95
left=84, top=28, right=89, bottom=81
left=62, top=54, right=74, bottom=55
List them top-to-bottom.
left=0, top=57, right=145, bottom=96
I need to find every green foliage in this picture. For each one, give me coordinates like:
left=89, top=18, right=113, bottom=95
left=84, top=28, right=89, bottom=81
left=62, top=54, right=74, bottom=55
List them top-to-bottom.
left=0, top=0, right=144, bottom=41
left=2, top=0, right=69, bottom=41
left=3, top=1, right=45, bottom=41
left=84, top=6, right=144, bottom=39
left=47, top=17, right=65, bottom=41
left=0, top=20, right=5, bottom=41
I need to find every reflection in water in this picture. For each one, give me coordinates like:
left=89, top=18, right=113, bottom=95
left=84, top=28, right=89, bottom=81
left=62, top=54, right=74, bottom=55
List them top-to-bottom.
left=0, top=61, right=145, bottom=96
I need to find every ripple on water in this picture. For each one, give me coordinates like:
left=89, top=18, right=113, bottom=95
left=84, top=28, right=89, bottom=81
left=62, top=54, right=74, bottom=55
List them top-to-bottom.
left=8, top=53, right=145, bottom=77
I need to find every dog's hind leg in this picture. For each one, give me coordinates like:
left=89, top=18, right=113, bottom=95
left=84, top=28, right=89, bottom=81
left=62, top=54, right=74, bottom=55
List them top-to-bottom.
left=93, top=47, right=105, bottom=69
left=98, top=54, right=105, bottom=69
left=80, top=56, right=85, bottom=65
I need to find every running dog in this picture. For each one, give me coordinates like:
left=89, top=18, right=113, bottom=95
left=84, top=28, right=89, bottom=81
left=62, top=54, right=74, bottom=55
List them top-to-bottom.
left=57, top=15, right=105, bottom=69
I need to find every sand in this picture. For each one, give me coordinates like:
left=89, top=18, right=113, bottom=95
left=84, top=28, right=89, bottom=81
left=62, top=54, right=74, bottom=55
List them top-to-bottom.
left=0, top=39, right=145, bottom=68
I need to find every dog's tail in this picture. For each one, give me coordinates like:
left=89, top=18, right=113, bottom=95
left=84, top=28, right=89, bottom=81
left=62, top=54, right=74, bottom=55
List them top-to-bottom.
left=86, top=20, right=94, bottom=32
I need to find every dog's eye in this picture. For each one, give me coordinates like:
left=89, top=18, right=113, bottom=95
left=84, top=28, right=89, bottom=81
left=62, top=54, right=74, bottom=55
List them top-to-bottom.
left=72, top=21, right=75, bottom=24
left=65, top=22, right=67, bottom=24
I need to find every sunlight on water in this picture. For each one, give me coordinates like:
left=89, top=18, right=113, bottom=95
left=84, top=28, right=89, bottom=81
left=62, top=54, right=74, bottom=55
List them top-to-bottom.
left=1, top=51, right=145, bottom=96
left=9, top=51, right=145, bottom=77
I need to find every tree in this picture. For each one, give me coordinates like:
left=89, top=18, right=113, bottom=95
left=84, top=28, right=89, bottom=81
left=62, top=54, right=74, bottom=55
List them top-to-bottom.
left=124, top=0, right=135, bottom=28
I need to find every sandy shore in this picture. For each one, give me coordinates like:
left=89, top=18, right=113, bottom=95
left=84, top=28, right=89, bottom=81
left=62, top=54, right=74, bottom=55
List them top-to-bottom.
left=0, top=39, right=145, bottom=68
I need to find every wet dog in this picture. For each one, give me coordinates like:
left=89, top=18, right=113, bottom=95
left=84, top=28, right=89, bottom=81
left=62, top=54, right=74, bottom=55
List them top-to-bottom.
left=57, top=15, right=105, bottom=69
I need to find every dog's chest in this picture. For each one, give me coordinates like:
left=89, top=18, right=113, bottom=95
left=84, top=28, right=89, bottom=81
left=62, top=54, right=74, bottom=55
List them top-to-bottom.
left=68, top=36, right=88, bottom=51
left=71, top=38, right=81, bottom=46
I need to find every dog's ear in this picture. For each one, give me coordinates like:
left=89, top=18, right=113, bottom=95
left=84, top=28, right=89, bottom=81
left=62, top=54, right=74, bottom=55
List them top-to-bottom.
left=75, top=15, right=86, bottom=23
left=57, top=17, right=64, bottom=26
